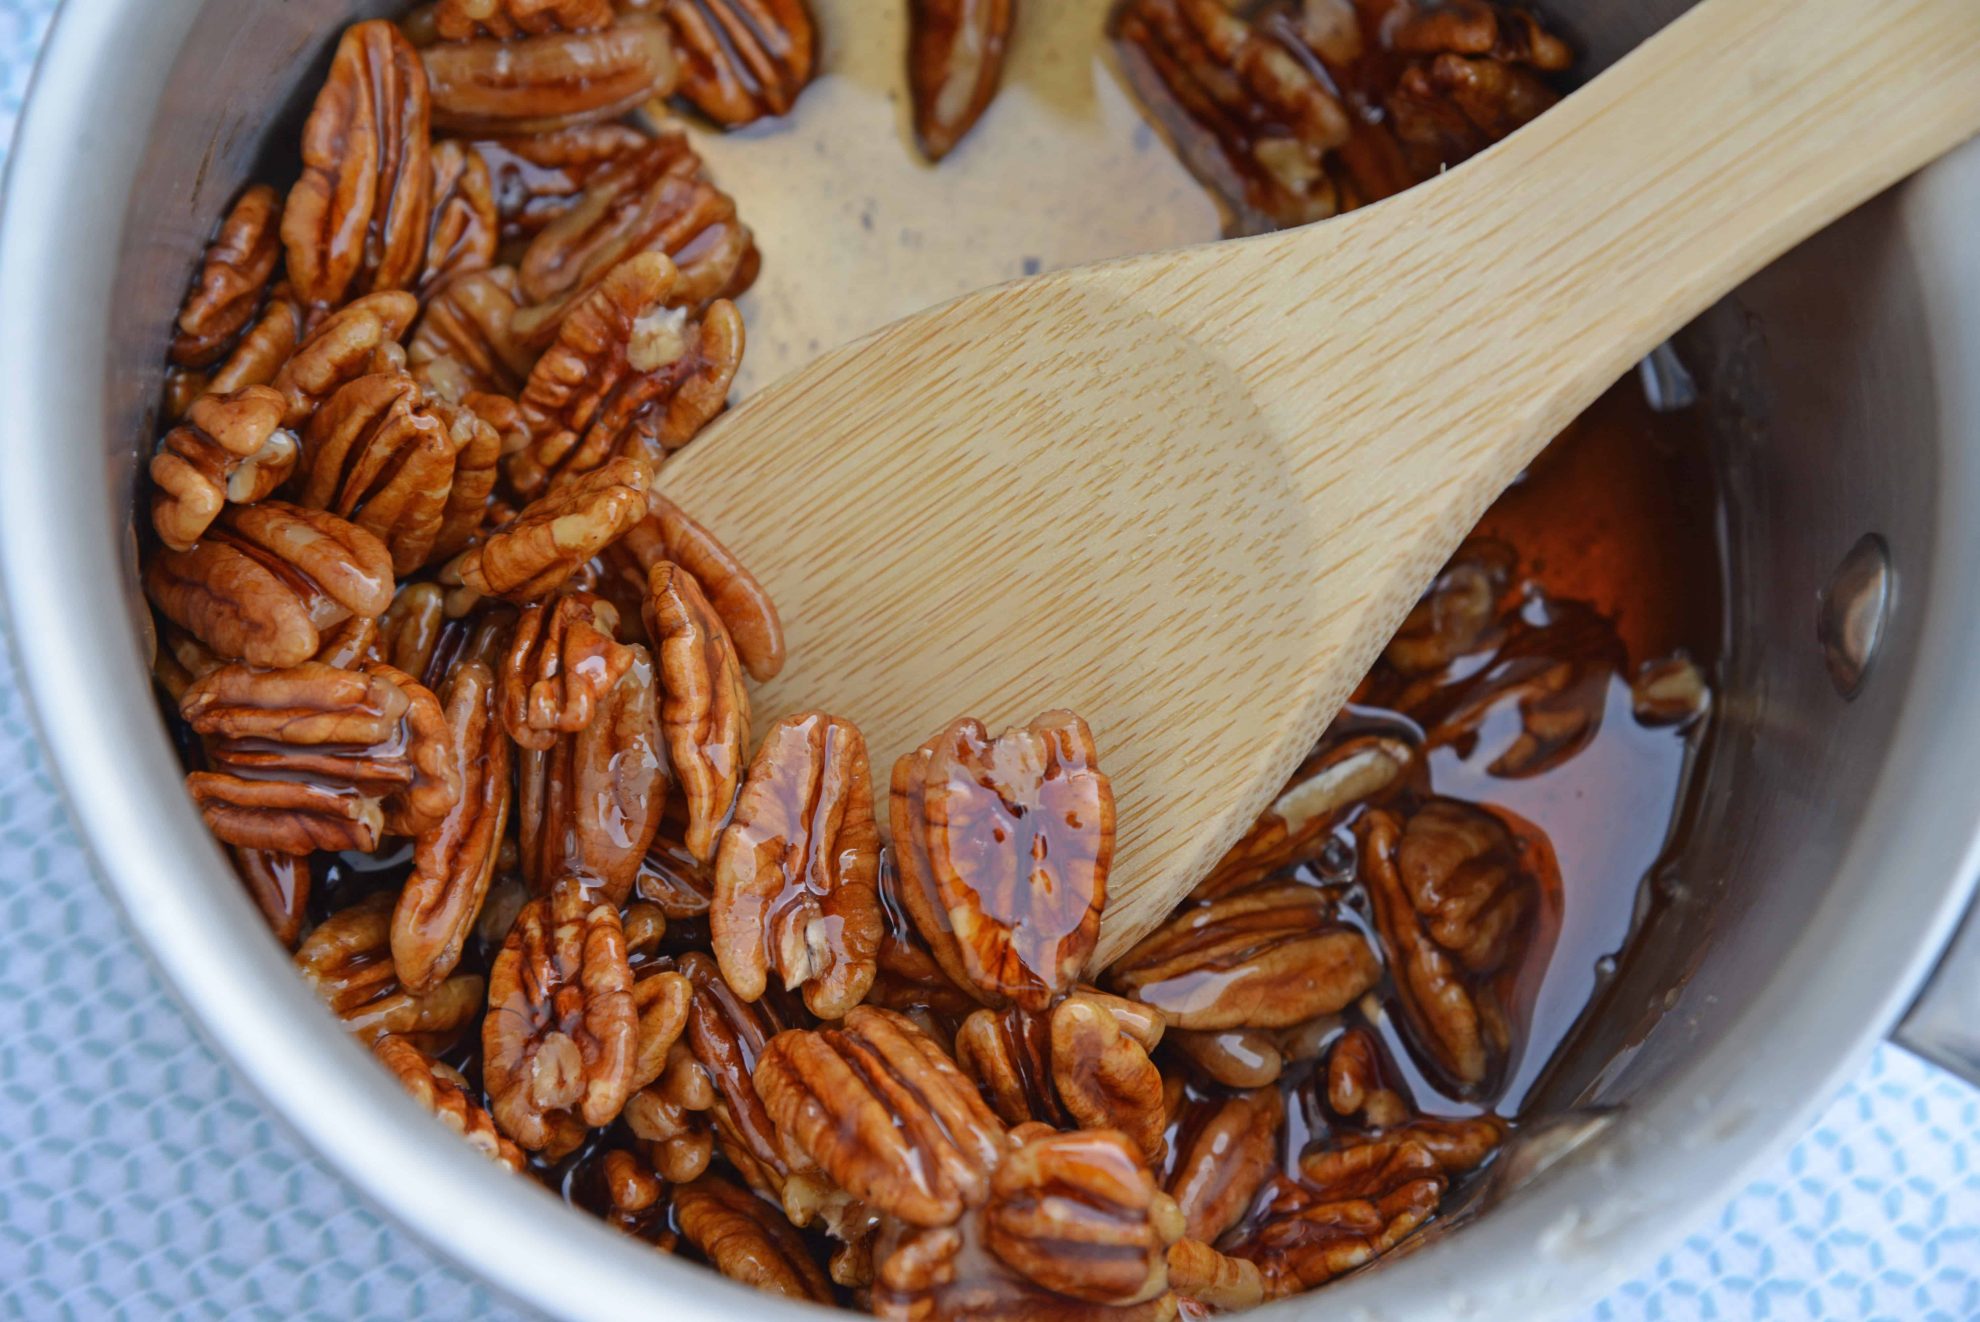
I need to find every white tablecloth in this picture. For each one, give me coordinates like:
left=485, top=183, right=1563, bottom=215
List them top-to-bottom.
left=1, top=4, right=1973, bottom=1316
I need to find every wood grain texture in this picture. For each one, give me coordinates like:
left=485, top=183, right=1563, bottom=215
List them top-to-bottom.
left=661, top=0, right=1980, bottom=965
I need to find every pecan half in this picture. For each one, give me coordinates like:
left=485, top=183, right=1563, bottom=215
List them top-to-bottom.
left=434, top=0, right=616, bottom=40
left=665, top=0, right=816, bottom=127
left=909, top=0, right=1016, bottom=161
left=1111, top=0, right=1350, bottom=233
left=422, top=18, right=679, bottom=135
left=284, top=21, right=434, bottom=308
left=471, top=122, right=652, bottom=238
left=511, top=131, right=756, bottom=347
left=421, top=139, right=499, bottom=292
left=171, top=185, right=283, bottom=368
left=510, top=254, right=742, bottom=496
left=409, top=266, right=535, bottom=399
left=205, top=285, right=307, bottom=400
left=269, top=291, right=420, bottom=429
left=298, top=372, right=465, bottom=575
left=149, top=386, right=299, bottom=552
left=431, top=395, right=504, bottom=562
left=450, top=455, right=652, bottom=602
left=608, top=490, right=784, bottom=681
left=144, top=501, right=395, bottom=669
left=1383, top=537, right=1514, bottom=676
left=645, top=559, right=748, bottom=863
left=375, top=580, right=450, bottom=679
left=500, top=591, right=634, bottom=749
left=517, top=644, right=666, bottom=903
left=183, top=660, right=459, bottom=852
left=393, top=661, right=512, bottom=993
left=891, top=710, right=1113, bottom=1011
left=712, top=712, right=881, bottom=1019
left=1193, top=732, right=1417, bottom=900
left=1390, top=798, right=1534, bottom=973
left=1360, top=807, right=1515, bottom=1090
left=231, top=846, right=311, bottom=949
left=484, top=874, right=641, bottom=1154
left=1109, top=881, right=1379, bottom=1030
left=297, top=893, right=484, bottom=1044
left=682, top=950, right=806, bottom=1199
left=1049, top=992, right=1168, bottom=1166
left=955, top=1004, right=1060, bottom=1128
left=755, top=1005, right=1007, bottom=1227
left=1325, top=1025, right=1409, bottom=1129
left=373, top=1033, right=526, bottom=1171
left=625, top=1039, right=717, bottom=1181
left=1167, top=1086, right=1283, bottom=1243
left=1303, top=1115, right=1506, bottom=1182
left=985, top=1129, right=1182, bottom=1306
left=1235, top=1136, right=1445, bottom=1295
left=591, top=1144, right=676, bottom=1244
left=675, top=1176, right=834, bottom=1302
left=1166, top=1237, right=1264, bottom=1312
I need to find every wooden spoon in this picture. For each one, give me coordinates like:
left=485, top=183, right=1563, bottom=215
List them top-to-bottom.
left=662, top=0, right=1980, bottom=964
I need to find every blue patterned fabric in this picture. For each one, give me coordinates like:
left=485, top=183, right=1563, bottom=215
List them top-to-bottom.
left=0, top=4, right=1973, bottom=1317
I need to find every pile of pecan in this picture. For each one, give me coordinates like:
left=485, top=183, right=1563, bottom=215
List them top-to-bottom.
left=141, top=1, right=1712, bottom=1315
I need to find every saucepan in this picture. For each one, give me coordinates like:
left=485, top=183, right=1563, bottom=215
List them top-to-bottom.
left=1, top=0, right=1975, bottom=1317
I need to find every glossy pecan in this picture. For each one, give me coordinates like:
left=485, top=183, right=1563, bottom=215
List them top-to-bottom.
left=434, top=0, right=616, bottom=40
left=664, top=0, right=816, bottom=127
left=909, top=0, right=1016, bottom=161
left=1111, top=0, right=1349, bottom=233
left=1389, top=0, right=1574, bottom=69
left=1381, top=1, right=1568, bottom=176
left=422, top=17, right=678, bottom=135
left=283, top=21, right=434, bottom=307
left=471, top=122, right=652, bottom=239
left=511, top=130, right=756, bottom=347
left=421, top=140, right=499, bottom=293
left=170, top=185, right=283, bottom=368
left=509, top=254, right=742, bottom=496
left=408, top=266, right=535, bottom=399
left=204, top=284, right=306, bottom=400
left=269, top=291, right=420, bottom=429
left=298, top=371, right=465, bottom=575
left=148, top=386, right=298, bottom=552
left=432, top=396, right=504, bottom=563
left=449, top=455, right=652, bottom=602
left=607, top=490, right=783, bottom=680
left=144, top=500, right=395, bottom=669
left=1382, top=537, right=1514, bottom=676
left=645, top=559, right=748, bottom=863
left=374, top=580, right=450, bottom=679
left=499, top=590, right=634, bottom=749
left=517, top=644, right=666, bottom=903
left=1632, top=652, right=1711, bottom=727
left=182, top=660, right=459, bottom=852
left=393, top=661, right=512, bottom=993
left=890, top=710, right=1113, bottom=1011
left=712, top=712, right=881, bottom=1019
left=1192, top=732, right=1417, bottom=900
left=1388, top=798, right=1534, bottom=973
left=1360, top=808, right=1501, bottom=1090
left=637, top=836, right=715, bottom=918
left=231, top=846, right=311, bottom=949
left=484, top=874, right=640, bottom=1154
left=1109, top=881, right=1379, bottom=1030
left=297, top=893, right=484, bottom=1045
left=629, top=968, right=696, bottom=1096
left=1049, top=991, right=1168, bottom=1166
left=955, top=1004, right=1060, bottom=1128
left=755, top=1005, right=1008, bottom=1227
left=1164, top=1024, right=1289, bottom=1088
left=1325, top=1025, right=1409, bottom=1129
left=373, top=1033, right=527, bottom=1171
left=625, top=1039, right=716, bottom=1181
left=1167, top=1086, right=1283, bottom=1243
left=1305, top=1114, right=1507, bottom=1182
left=985, top=1129, right=1182, bottom=1305
left=1236, top=1134, right=1445, bottom=1295
left=592, top=1145, right=675, bottom=1244
left=675, top=1176, right=834, bottom=1303
left=871, top=1223, right=1177, bottom=1322
left=1165, top=1237, right=1265, bottom=1312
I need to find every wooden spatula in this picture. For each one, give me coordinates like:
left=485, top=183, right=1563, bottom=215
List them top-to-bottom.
left=662, top=0, right=1980, bottom=964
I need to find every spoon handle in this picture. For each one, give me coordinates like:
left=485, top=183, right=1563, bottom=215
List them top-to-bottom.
left=1163, top=0, right=1980, bottom=524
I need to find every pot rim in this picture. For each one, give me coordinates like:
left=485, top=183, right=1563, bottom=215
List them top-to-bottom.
left=3, top=3, right=1977, bottom=1319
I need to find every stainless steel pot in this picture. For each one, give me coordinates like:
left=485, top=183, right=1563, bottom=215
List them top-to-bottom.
left=2, top=2, right=1975, bottom=1318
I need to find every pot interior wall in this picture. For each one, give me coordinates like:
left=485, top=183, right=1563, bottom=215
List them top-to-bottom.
left=102, top=0, right=1944, bottom=1288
